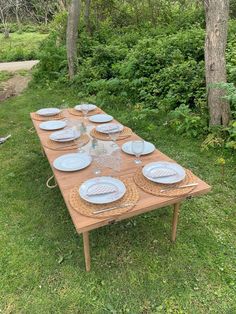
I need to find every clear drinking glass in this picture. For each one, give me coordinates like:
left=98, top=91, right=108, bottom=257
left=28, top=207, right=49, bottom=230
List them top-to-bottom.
left=60, top=102, right=69, bottom=113
left=81, top=104, right=89, bottom=120
left=108, top=126, right=121, bottom=147
left=77, top=139, right=86, bottom=153
left=131, top=140, right=144, bottom=164
left=89, top=144, right=106, bottom=176
left=111, top=147, right=122, bottom=175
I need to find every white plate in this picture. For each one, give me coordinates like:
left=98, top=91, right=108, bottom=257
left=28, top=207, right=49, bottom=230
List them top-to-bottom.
left=74, top=104, right=97, bottom=111
left=36, top=108, right=61, bottom=116
left=89, top=114, right=113, bottom=123
left=39, top=120, right=66, bottom=131
left=96, top=123, right=124, bottom=134
left=49, top=129, right=81, bottom=142
left=122, top=141, right=155, bottom=156
left=53, top=153, right=92, bottom=172
left=142, top=161, right=186, bottom=184
left=79, top=176, right=126, bottom=204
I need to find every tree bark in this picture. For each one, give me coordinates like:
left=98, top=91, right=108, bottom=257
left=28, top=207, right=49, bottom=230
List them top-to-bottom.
left=15, top=0, right=21, bottom=27
left=66, top=0, right=81, bottom=80
left=204, top=0, right=231, bottom=126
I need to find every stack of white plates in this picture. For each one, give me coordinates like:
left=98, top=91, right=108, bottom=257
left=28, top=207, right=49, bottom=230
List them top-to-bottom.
left=74, top=104, right=97, bottom=111
left=36, top=108, right=61, bottom=116
left=89, top=114, right=113, bottom=123
left=39, top=120, right=66, bottom=131
left=96, top=123, right=124, bottom=134
left=49, top=129, right=80, bottom=142
left=122, top=141, right=155, bottom=155
left=53, top=153, right=92, bottom=172
left=142, top=161, right=186, bottom=184
left=79, top=176, right=126, bottom=204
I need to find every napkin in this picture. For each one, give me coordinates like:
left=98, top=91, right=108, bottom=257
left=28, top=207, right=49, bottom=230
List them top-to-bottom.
left=100, top=125, right=120, bottom=132
left=53, top=129, right=75, bottom=141
left=149, top=168, right=176, bottom=179
left=87, top=184, right=117, bottom=196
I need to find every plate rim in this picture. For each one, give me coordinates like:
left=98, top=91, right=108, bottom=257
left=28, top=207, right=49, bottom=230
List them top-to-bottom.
left=74, top=104, right=97, bottom=112
left=36, top=107, right=61, bottom=116
left=88, top=114, right=113, bottom=123
left=39, top=120, right=66, bottom=130
left=96, top=123, right=124, bottom=134
left=49, top=128, right=81, bottom=142
left=122, top=140, right=155, bottom=156
left=53, top=153, right=92, bottom=171
left=142, top=161, right=186, bottom=184
left=79, top=176, right=126, bottom=204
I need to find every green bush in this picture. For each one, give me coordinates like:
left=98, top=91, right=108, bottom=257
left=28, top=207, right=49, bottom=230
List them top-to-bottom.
left=33, top=19, right=236, bottom=152
left=0, top=23, right=45, bottom=34
left=0, top=32, right=47, bottom=62
left=33, top=33, right=67, bottom=81
left=168, top=104, right=207, bottom=138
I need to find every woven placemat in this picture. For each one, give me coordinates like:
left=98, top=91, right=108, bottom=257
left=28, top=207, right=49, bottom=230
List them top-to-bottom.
left=68, top=108, right=102, bottom=117
left=31, top=112, right=65, bottom=121
left=90, top=127, right=132, bottom=141
left=43, top=134, right=90, bottom=151
left=134, top=169, right=196, bottom=198
left=69, top=177, right=139, bottom=219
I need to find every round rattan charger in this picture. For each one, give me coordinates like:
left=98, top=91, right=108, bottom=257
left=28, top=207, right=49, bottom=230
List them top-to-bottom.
left=68, top=108, right=102, bottom=117
left=31, top=112, right=65, bottom=121
left=90, top=127, right=132, bottom=141
left=43, top=134, right=90, bottom=151
left=134, top=169, right=197, bottom=198
left=69, top=177, right=139, bottom=219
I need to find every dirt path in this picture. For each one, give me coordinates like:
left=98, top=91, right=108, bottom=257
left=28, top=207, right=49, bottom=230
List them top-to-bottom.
left=0, top=60, right=39, bottom=102
left=0, top=60, right=39, bottom=72
left=0, top=75, right=31, bottom=101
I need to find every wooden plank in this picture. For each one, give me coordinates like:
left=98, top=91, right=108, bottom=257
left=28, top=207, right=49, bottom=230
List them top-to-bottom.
left=30, top=110, right=211, bottom=234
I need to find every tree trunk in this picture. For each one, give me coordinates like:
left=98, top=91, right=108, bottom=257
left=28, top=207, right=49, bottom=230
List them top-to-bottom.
left=15, top=0, right=21, bottom=28
left=58, top=0, right=66, bottom=11
left=66, top=0, right=81, bottom=80
left=84, top=0, right=91, bottom=34
left=147, top=0, right=156, bottom=26
left=204, top=0, right=231, bottom=126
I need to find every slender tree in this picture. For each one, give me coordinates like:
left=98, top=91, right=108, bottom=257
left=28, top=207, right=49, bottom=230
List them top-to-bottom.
left=0, top=0, right=14, bottom=38
left=66, top=0, right=81, bottom=79
left=84, top=0, right=91, bottom=34
left=204, top=0, right=231, bottom=126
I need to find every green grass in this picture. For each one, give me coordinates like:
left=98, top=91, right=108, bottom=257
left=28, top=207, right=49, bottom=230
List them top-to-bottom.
left=0, top=32, right=47, bottom=62
left=0, top=71, right=14, bottom=91
left=0, top=71, right=13, bottom=83
left=0, top=86, right=235, bottom=313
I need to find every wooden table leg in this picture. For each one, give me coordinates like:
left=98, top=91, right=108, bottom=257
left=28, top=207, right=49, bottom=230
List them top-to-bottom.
left=171, top=203, right=181, bottom=242
left=83, top=231, right=91, bottom=272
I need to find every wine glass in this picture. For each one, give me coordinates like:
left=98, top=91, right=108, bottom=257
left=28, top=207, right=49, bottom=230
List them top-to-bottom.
left=60, top=102, right=69, bottom=113
left=81, top=104, right=89, bottom=120
left=108, top=126, right=121, bottom=147
left=131, top=140, right=144, bottom=164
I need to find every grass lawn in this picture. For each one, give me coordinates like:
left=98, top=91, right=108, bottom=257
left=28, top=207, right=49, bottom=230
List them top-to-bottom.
left=0, top=33, right=47, bottom=62
left=0, top=71, right=14, bottom=91
left=0, top=86, right=235, bottom=313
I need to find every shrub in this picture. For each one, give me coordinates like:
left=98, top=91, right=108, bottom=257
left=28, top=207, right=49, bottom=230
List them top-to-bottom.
left=168, top=104, right=207, bottom=138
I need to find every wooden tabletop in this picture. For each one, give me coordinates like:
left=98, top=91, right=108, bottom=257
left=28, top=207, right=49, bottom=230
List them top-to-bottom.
left=30, top=109, right=211, bottom=234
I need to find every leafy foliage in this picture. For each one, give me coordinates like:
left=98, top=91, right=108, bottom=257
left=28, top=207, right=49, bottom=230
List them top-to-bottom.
left=32, top=9, right=236, bottom=152
left=0, top=32, right=47, bottom=62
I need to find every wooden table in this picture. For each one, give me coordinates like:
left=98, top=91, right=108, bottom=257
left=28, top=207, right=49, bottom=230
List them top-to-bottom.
left=30, top=109, right=211, bottom=271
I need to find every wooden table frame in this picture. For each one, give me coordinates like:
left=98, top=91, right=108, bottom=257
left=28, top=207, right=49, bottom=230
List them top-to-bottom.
left=31, top=109, right=211, bottom=271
